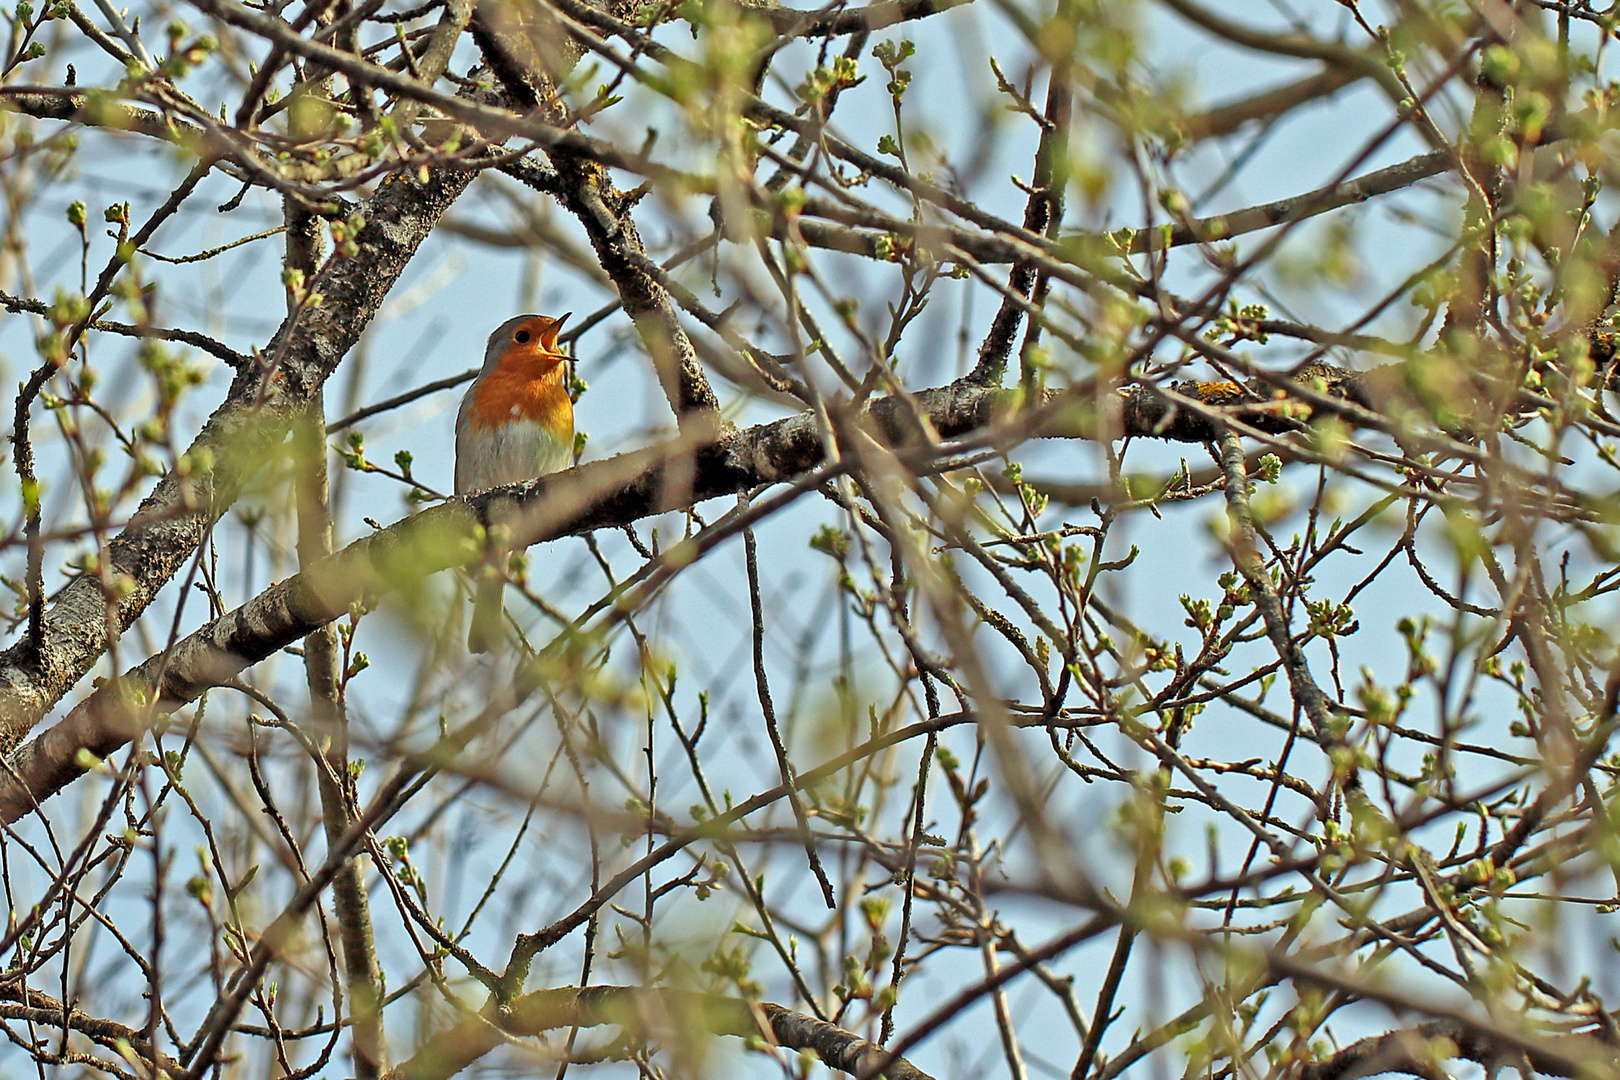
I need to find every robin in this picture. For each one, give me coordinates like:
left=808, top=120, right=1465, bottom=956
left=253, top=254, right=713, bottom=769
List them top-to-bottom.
left=455, top=312, right=575, bottom=653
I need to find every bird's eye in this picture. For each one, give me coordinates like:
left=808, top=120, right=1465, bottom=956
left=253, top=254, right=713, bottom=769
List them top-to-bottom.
left=514, top=329, right=532, bottom=344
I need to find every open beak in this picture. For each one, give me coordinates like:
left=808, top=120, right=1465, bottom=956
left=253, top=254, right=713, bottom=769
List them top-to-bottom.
left=542, top=312, right=571, bottom=351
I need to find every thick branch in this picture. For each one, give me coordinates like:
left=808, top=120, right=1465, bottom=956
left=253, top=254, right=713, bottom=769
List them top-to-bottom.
left=467, top=0, right=724, bottom=425
left=1158, top=0, right=1394, bottom=77
left=971, top=72, right=1070, bottom=385
left=0, top=87, right=218, bottom=147
left=0, top=143, right=482, bottom=752
left=549, top=153, right=727, bottom=425
left=291, top=194, right=387, bottom=1075
left=0, top=366, right=1384, bottom=818
left=0, top=378, right=1003, bottom=818
left=1273, top=951, right=1620, bottom=1080
left=0, top=985, right=166, bottom=1071
left=387, top=986, right=935, bottom=1080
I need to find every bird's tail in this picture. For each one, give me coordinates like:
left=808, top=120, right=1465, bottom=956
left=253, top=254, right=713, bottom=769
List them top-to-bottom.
left=468, top=569, right=505, bottom=654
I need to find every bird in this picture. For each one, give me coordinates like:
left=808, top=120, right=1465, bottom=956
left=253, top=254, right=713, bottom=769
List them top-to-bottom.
left=455, top=312, right=575, bottom=653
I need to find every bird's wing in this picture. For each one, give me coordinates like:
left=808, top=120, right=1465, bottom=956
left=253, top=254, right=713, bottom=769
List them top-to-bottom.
left=452, top=388, right=477, bottom=495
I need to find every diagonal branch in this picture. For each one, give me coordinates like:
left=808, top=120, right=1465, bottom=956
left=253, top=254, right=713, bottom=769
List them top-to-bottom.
left=468, top=1, right=725, bottom=430
left=0, top=145, right=484, bottom=753
left=1124, top=150, right=1452, bottom=254
left=547, top=153, right=727, bottom=428
left=0, top=365, right=1389, bottom=821
left=0, top=378, right=1005, bottom=820
left=1216, top=432, right=1338, bottom=754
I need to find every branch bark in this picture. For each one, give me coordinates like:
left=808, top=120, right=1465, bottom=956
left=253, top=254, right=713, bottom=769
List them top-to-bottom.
left=1179, top=64, right=1365, bottom=140
left=0, top=143, right=481, bottom=752
left=1125, top=151, right=1452, bottom=254
left=550, top=152, right=727, bottom=427
left=289, top=193, right=388, bottom=1077
left=0, top=365, right=1386, bottom=821
left=386, top=986, right=937, bottom=1080
left=1298, top=1018, right=1617, bottom=1080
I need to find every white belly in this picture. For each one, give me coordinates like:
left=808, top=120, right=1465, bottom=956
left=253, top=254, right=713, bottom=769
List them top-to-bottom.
left=454, top=408, right=572, bottom=495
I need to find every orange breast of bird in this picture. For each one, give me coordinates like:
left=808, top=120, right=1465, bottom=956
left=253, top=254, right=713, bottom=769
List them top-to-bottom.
left=467, top=348, right=573, bottom=438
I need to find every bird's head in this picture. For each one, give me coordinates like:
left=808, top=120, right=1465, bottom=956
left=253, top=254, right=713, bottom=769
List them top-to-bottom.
left=480, top=313, right=571, bottom=376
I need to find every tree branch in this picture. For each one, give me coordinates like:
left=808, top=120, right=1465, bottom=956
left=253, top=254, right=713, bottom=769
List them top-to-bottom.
left=761, top=0, right=972, bottom=37
left=1179, top=64, right=1365, bottom=141
left=0, top=143, right=484, bottom=752
left=1125, top=150, right=1452, bottom=254
left=548, top=152, right=727, bottom=427
left=0, top=290, right=250, bottom=368
left=0, top=365, right=1390, bottom=820
left=386, top=987, right=937, bottom=1080
left=1298, top=1018, right=1620, bottom=1080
